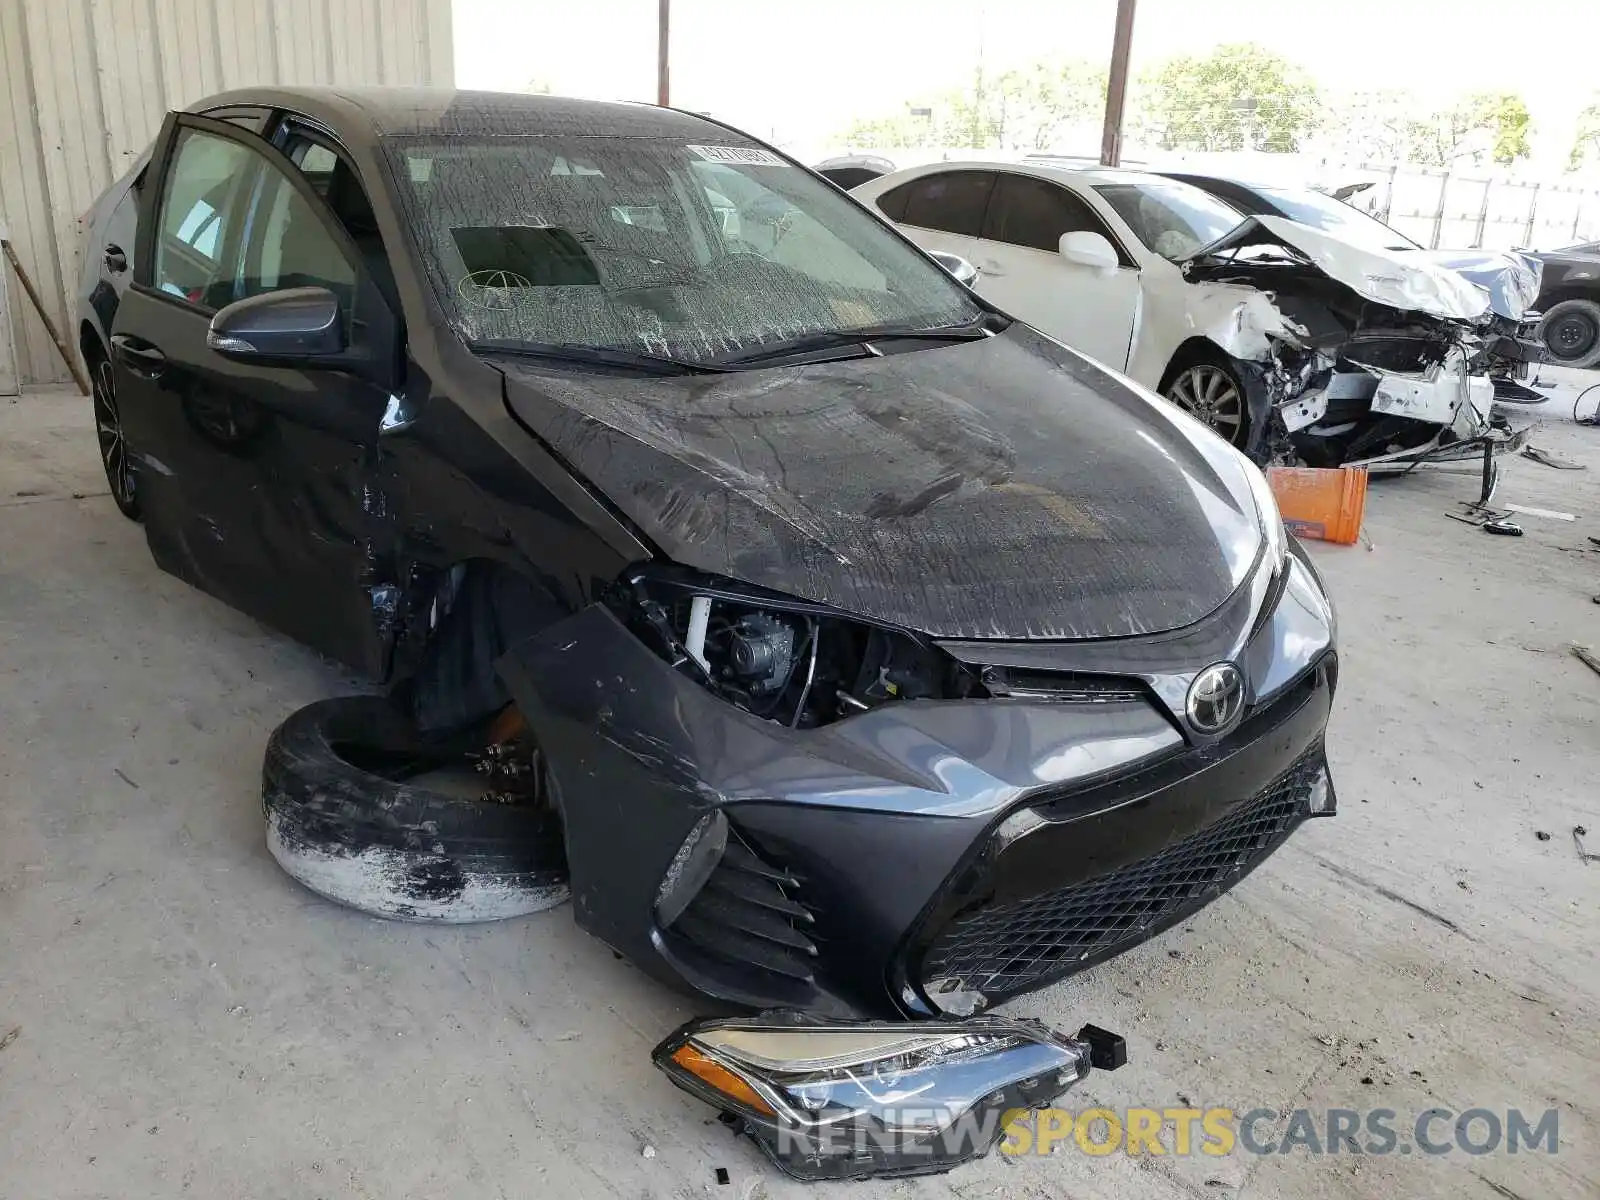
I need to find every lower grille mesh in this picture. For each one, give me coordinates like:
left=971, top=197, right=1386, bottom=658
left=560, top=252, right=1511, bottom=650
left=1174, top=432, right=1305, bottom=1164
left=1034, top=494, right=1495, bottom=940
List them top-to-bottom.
left=922, top=749, right=1325, bottom=1005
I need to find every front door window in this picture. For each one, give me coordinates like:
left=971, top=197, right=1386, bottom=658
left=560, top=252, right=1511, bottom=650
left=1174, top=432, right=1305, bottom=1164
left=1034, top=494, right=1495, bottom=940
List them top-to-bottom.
left=151, top=127, right=360, bottom=318
left=152, top=128, right=257, bottom=308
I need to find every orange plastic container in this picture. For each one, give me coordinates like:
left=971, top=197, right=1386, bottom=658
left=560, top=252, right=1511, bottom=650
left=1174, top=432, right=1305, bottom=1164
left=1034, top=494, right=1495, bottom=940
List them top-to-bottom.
left=1266, top=466, right=1368, bottom=545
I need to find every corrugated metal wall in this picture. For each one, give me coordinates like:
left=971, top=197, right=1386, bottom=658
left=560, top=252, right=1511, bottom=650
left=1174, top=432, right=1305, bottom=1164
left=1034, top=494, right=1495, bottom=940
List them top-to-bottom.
left=0, top=0, right=453, bottom=388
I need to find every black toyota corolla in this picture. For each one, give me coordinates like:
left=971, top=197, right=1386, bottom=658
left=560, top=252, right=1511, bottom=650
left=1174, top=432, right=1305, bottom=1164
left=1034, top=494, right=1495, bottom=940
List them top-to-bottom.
left=79, top=88, right=1336, bottom=1042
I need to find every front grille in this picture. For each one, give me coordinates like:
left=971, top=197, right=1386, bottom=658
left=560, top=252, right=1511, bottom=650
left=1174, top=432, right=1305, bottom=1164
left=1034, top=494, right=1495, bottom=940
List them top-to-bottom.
left=979, top=666, right=1146, bottom=703
left=920, top=748, right=1325, bottom=1007
left=668, top=837, right=817, bottom=984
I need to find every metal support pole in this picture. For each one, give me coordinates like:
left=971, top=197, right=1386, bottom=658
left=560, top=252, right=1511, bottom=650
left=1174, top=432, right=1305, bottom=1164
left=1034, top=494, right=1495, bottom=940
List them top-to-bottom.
left=656, top=0, right=670, bottom=107
left=1100, top=0, right=1137, bottom=166
left=1380, top=163, right=1398, bottom=223
left=1430, top=171, right=1449, bottom=249
left=1472, top=179, right=1492, bottom=249
left=1523, top=183, right=1541, bottom=246
left=1, top=238, right=88, bottom=395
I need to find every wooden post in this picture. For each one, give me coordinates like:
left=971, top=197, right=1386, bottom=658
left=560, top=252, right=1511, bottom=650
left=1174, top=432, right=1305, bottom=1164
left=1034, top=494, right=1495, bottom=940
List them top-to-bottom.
left=657, top=0, right=670, bottom=107
left=1100, top=0, right=1137, bottom=166
left=1, top=238, right=89, bottom=395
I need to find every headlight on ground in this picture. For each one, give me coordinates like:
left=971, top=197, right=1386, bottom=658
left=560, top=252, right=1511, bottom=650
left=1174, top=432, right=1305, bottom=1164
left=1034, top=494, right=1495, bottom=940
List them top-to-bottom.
left=654, top=1014, right=1114, bottom=1181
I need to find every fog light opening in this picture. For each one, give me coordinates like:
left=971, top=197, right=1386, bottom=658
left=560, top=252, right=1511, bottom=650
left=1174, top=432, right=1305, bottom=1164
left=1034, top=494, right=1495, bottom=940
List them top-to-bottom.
left=654, top=810, right=728, bottom=927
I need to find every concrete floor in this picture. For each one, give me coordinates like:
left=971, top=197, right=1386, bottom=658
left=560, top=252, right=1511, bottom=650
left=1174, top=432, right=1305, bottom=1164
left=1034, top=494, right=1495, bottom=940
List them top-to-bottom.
left=2, top=377, right=1597, bottom=1200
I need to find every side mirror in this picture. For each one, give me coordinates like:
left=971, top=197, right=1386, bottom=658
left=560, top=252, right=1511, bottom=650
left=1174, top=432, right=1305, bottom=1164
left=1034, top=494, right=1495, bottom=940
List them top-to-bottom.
left=1059, top=231, right=1119, bottom=275
left=928, top=250, right=980, bottom=287
left=207, top=286, right=346, bottom=365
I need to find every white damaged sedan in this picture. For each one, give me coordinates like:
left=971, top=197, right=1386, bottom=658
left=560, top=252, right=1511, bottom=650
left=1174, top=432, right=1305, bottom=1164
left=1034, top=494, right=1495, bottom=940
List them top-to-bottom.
left=853, top=162, right=1534, bottom=470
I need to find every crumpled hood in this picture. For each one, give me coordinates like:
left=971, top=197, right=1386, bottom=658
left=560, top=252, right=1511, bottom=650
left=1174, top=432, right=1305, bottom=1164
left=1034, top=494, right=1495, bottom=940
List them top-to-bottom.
left=1185, top=215, right=1493, bottom=323
left=1415, top=249, right=1543, bottom=320
left=496, top=327, right=1263, bottom=640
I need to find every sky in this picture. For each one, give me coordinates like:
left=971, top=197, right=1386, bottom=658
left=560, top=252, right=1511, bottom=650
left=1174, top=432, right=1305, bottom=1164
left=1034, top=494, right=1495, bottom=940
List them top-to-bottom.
left=452, top=0, right=1600, bottom=165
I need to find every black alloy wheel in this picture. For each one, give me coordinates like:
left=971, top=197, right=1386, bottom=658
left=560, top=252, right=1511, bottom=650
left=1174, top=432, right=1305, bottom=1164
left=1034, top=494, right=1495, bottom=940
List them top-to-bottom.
left=91, top=353, right=138, bottom=519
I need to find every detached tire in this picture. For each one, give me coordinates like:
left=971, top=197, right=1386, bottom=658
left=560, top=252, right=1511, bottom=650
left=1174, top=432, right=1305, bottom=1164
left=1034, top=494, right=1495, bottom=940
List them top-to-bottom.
left=1537, top=298, right=1600, bottom=369
left=262, top=696, right=569, bottom=923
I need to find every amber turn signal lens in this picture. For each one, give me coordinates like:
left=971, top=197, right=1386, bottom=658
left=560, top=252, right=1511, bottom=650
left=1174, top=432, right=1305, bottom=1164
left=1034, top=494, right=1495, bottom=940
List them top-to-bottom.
left=669, top=1044, right=777, bottom=1116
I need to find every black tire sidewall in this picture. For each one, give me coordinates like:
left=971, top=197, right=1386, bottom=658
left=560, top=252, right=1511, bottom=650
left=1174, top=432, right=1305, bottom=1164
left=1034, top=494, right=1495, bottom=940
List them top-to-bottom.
left=1539, top=299, right=1600, bottom=368
left=262, top=695, right=566, bottom=873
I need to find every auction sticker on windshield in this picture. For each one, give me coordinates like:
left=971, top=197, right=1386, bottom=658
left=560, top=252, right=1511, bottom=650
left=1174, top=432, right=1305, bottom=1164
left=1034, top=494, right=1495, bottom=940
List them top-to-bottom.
left=687, top=144, right=784, bottom=166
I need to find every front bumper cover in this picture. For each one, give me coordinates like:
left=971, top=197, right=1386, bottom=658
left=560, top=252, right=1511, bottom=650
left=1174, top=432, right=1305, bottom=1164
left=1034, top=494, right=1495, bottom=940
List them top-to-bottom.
left=497, top=541, right=1337, bottom=1019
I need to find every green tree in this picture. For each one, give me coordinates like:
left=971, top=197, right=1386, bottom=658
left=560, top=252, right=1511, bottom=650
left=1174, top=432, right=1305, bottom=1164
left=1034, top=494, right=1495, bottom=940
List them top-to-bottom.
left=1134, top=43, right=1320, bottom=153
left=838, top=58, right=1106, bottom=152
left=991, top=61, right=1108, bottom=150
left=839, top=87, right=991, bottom=150
left=1320, top=88, right=1532, bottom=168
left=1320, top=89, right=1425, bottom=162
left=1473, top=92, right=1533, bottom=165
left=1403, top=93, right=1532, bottom=167
left=1568, top=97, right=1600, bottom=171
left=1407, top=104, right=1487, bottom=167
left=839, top=110, right=943, bottom=150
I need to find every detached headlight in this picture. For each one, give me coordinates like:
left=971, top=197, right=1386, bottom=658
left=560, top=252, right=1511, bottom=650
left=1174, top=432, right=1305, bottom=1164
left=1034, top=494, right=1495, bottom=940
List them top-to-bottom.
left=1238, top=451, right=1287, bottom=575
left=654, top=1015, right=1121, bottom=1181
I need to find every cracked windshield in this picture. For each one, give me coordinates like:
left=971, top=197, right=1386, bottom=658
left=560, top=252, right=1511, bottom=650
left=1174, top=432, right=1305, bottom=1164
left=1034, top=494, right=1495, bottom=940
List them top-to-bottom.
left=387, top=136, right=980, bottom=363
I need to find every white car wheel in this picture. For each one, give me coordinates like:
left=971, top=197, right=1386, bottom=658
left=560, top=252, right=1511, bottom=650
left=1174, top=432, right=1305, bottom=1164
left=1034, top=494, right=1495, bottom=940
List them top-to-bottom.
left=1165, top=363, right=1247, bottom=446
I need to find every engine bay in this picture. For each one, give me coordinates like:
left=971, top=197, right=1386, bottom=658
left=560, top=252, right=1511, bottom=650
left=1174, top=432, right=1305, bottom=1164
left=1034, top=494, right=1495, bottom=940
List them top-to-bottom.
left=614, top=568, right=987, bottom=728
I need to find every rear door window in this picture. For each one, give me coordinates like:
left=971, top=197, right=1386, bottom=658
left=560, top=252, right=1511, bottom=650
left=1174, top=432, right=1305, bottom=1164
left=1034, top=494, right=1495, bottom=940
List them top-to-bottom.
left=244, top=159, right=358, bottom=320
left=896, top=171, right=997, bottom=237
left=875, top=182, right=912, bottom=221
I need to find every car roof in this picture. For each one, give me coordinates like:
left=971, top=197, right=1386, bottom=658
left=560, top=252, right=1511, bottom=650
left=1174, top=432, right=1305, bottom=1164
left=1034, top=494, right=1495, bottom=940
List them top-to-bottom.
left=188, top=86, right=735, bottom=141
left=816, top=154, right=896, bottom=172
left=886, top=160, right=1185, bottom=189
left=1159, top=170, right=1281, bottom=191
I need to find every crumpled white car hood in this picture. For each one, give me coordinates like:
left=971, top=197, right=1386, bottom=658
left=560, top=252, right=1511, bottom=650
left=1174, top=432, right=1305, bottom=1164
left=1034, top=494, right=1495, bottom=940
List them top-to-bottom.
left=1184, top=215, right=1493, bottom=323
left=1414, top=249, right=1544, bottom=321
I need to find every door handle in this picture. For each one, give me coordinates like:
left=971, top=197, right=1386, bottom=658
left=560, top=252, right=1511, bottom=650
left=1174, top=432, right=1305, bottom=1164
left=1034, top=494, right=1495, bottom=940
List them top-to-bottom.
left=104, top=244, right=128, bottom=274
left=110, top=334, right=167, bottom=378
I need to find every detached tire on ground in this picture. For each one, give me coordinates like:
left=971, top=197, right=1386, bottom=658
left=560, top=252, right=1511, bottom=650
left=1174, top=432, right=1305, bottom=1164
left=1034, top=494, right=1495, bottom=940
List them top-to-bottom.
left=262, top=696, right=569, bottom=923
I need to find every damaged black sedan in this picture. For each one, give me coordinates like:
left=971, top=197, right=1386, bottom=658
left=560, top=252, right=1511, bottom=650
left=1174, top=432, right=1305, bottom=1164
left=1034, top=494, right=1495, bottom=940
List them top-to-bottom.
left=80, top=90, right=1338, bottom=1031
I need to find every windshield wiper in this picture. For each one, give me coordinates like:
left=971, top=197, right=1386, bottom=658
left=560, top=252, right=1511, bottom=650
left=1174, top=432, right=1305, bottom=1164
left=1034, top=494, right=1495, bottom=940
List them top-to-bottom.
left=706, top=313, right=1007, bottom=368
left=469, top=339, right=726, bottom=376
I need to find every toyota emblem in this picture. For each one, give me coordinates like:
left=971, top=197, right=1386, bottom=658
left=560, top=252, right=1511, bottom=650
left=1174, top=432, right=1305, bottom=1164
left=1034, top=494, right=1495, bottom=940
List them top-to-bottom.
left=1186, top=662, right=1245, bottom=734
